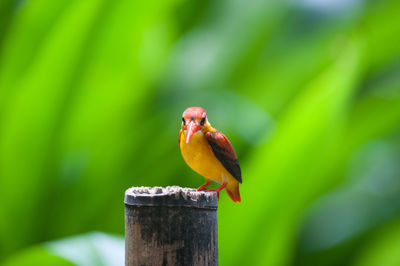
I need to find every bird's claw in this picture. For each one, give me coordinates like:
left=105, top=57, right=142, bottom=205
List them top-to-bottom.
left=197, top=185, right=208, bottom=191
left=206, top=189, right=220, bottom=200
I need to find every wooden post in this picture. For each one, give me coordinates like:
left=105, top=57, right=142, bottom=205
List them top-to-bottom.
left=124, top=186, right=218, bottom=266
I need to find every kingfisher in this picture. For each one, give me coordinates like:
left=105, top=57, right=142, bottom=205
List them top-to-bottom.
left=179, top=107, right=242, bottom=202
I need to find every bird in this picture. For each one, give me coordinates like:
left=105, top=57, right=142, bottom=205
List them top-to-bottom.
left=179, top=107, right=242, bottom=202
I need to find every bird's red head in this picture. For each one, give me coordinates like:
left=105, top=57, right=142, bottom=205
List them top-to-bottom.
left=182, top=107, right=208, bottom=143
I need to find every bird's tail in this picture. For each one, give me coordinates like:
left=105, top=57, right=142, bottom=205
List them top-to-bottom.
left=226, top=182, right=241, bottom=203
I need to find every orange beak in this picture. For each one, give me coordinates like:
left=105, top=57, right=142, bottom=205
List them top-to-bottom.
left=185, top=121, right=200, bottom=143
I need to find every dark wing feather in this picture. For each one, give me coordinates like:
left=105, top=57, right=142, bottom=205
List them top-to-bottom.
left=205, top=131, right=242, bottom=183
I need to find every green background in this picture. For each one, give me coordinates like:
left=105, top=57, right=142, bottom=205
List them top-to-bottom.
left=1, top=0, right=400, bottom=265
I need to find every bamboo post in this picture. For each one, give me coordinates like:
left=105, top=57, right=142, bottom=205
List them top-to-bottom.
left=124, top=186, right=218, bottom=266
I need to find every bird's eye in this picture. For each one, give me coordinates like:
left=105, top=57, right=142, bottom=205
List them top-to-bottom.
left=182, top=117, right=186, bottom=125
left=200, top=117, right=206, bottom=126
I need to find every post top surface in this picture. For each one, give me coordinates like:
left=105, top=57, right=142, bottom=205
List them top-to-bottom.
left=124, top=186, right=218, bottom=209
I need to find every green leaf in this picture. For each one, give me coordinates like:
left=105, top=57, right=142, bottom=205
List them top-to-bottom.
left=0, top=0, right=107, bottom=254
left=219, top=39, right=362, bottom=266
left=352, top=220, right=400, bottom=266
left=2, top=232, right=123, bottom=266
left=46, top=232, right=124, bottom=266
left=3, top=247, right=73, bottom=266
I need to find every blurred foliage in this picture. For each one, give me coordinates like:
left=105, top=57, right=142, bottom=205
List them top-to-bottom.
left=0, top=0, right=400, bottom=265
left=3, top=232, right=123, bottom=266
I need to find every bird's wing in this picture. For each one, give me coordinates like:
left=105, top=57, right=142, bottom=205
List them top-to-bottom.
left=179, top=129, right=182, bottom=145
left=205, top=131, right=242, bottom=183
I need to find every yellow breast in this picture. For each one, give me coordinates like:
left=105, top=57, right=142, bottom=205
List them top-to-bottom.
left=180, top=130, right=234, bottom=184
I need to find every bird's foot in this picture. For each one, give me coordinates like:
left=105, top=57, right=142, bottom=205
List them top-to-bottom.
left=197, top=179, right=211, bottom=191
left=206, top=182, right=227, bottom=200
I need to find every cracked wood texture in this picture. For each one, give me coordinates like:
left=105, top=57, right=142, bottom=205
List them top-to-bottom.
left=125, top=186, right=218, bottom=266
